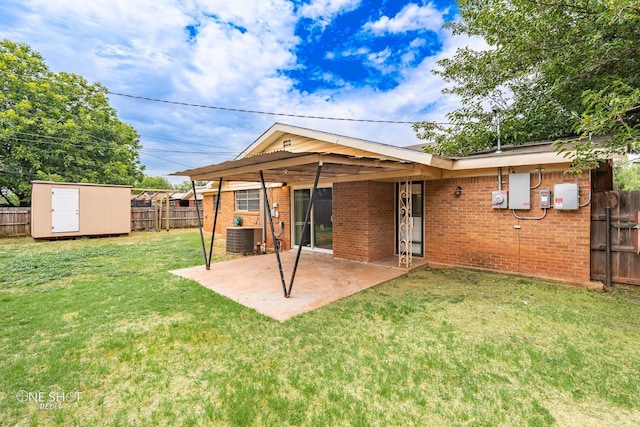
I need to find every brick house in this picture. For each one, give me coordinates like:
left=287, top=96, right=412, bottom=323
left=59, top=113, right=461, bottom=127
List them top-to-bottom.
left=174, top=123, right=612, bottom=287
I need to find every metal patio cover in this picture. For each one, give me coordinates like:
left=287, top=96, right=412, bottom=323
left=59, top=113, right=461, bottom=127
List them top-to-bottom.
left=172, top=150, right=422, bottom=184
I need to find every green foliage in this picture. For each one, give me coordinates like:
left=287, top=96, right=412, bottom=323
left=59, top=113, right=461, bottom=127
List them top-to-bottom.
left=415, top=0, right=640, bottom=167
left=0, top=40, right=144, bottom=206
left=569, top=81, right=640, bottom=170
left=614, top=157, right=640, bottom=190
left=135, top=175, right=173, bottom=190
left=174, top=180, right=207, bottom=192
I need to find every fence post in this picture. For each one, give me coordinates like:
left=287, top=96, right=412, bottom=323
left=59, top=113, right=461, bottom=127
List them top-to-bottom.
left=165, top=192, right=170, bottom=232
left=605, top=207, right=612, bottom=289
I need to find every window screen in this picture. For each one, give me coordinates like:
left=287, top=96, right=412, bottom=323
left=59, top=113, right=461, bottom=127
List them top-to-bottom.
left=235, top=189, right=260, bottom=211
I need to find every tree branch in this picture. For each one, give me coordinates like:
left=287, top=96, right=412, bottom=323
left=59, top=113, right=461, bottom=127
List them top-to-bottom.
left=520, top=0, right=597, bottom=14
left=0, top=190, right=17, bottom=207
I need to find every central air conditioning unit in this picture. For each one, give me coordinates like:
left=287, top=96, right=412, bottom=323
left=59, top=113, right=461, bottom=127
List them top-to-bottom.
left=226, top=227, right=262, bottom=254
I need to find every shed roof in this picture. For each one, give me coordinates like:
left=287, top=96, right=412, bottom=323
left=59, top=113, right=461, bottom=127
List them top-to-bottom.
left=32, top=180, right=132, bottom=189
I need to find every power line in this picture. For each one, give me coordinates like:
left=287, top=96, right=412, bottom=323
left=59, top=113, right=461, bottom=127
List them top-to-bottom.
left=1, top=68, right=453, bottom=126
left=107, top=91, right=446, bottom=125
left=9, top=131, right=112, bottom=147
left=4, top=132, right=235, bottom=155
left=2, top=134, right=225, bottom=172
left=139, top=134, right=231, bottom=149
left=140, top=147, right=236, bottom=155
left=139, top=151, right=194, bottom=168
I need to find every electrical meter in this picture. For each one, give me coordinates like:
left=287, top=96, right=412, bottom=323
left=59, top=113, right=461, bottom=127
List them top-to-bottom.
left=539, top=188, right=551, bottom=209
left=492, top=190, right=508, bottom=209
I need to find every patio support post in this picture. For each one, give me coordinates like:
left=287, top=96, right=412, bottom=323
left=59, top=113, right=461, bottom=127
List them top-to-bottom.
left=287, top=163, right=323, bottom=297
left=260, top=170, right=288, bottom=297
left=207, top=177, right=223, bottom=267
left=192, top=180, right=210, bottom=269
left=605, top=207, right=612, bottom=288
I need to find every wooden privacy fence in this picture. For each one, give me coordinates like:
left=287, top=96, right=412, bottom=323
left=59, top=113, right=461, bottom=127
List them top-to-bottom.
left=590, top=191, right=640, bottom=286
left=0, top=206, right=203, bottom=237
left=130, top=206, right=204, bottom=231
left=0, top=207, right=31, bottom=237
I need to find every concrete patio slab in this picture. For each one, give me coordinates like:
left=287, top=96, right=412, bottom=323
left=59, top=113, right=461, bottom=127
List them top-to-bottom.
left=171, top=251, right=421, bottom=321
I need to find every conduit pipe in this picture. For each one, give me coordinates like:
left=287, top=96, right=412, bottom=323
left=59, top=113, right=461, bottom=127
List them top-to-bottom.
left=493, top=106, right=502, bottom=154
left=531, top=166, right=542, bottom=189
left=579, top=169, right=593, bottom=207
left=512, top=208, right=547, bottom=221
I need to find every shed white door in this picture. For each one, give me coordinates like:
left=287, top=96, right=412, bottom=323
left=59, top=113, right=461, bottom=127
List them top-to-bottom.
left=51, top=188, right=79, bottom=233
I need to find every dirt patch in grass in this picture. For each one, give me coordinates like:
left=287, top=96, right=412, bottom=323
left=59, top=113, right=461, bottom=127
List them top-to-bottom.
left=546, top=395, right=640, bottom=427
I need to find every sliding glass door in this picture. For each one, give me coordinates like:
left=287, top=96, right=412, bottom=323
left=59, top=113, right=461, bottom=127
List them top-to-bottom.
left=293, top=187, right=333, bottom=251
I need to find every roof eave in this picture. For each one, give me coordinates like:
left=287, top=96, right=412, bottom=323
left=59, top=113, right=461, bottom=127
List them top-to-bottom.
left=236, top=122, right=449, bottom=167
left=451, top=152, right=575, bottom=170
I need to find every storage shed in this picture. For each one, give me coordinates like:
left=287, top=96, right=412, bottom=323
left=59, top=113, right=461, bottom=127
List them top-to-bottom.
left=31, top=181, right=131, bottom=239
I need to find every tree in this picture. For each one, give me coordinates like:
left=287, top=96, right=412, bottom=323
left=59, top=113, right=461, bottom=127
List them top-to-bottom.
left=414, top=0, right=640, bottom=170
left=0, top=40, right=144, bottom=206
left=614, top=157, right=640, bottom=190
left=135, top=176, right=173, bottom=190
left=174, top=180, right=207, bottom=192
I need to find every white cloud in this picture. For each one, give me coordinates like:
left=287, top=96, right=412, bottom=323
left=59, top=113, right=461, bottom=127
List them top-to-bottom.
left=0, top=0, right=488, bottom=177
left=296, top=0, right=361, bottom=34
left=298, top=0, right=361, bottom=20
left=364, top=2, right=446, bottom=34
left=179, top=23, right=297, bottom=102
left=277, top=24, right=489, bottom=147
left=367, top=48, right=392, bottom=65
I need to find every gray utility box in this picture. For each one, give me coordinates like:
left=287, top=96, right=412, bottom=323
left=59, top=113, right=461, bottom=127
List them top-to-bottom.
left=509, top=173, right=531, bottom=210
left=554, top=183, right=580, bottom=210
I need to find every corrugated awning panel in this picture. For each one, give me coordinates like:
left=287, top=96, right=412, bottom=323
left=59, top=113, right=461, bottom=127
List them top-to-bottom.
left=172, top=151, right=418, bottom=183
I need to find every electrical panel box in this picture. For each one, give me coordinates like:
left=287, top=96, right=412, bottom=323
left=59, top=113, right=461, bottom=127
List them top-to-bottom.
left=509, top=173, right=531, bottom=210
left=554, top=183, right=580, bottom=210
left=539, top=188, right=551, bottom=209
left=492, top=190, right=508, bottom=209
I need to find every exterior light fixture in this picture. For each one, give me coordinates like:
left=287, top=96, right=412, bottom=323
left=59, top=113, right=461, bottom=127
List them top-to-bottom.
left=454, top=186, right=462, bottom=197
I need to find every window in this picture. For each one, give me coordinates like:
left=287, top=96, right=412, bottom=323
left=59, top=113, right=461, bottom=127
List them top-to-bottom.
left=235, top=189, right=260, bottom=211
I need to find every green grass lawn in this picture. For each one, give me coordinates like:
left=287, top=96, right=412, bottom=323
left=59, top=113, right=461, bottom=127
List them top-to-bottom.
left=1, top=230, right=639, bottom=426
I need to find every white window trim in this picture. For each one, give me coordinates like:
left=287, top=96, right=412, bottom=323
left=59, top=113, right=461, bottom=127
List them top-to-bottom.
left=235, top=189, right=261, bottom=212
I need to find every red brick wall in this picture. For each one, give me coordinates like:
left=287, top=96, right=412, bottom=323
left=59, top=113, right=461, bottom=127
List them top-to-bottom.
left=199, top=172, right=593, bottom=285
left=424, top=172, right=592, bottom=285
left=333, top=181, right=395, bottom=262
left=202, top=187, right=292, bottom=251
left=267, top=187, right=291, bottom=251
left=202, top=191, right=260, bottom=236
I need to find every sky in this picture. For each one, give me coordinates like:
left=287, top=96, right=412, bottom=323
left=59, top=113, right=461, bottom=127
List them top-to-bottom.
left=0, top=0, right=486, bottom=184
